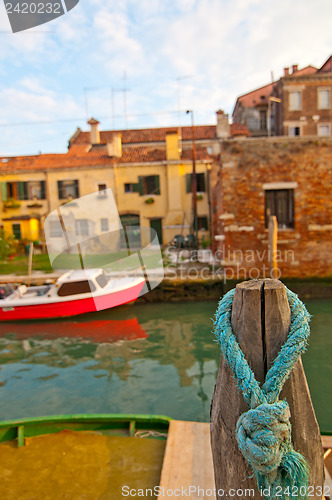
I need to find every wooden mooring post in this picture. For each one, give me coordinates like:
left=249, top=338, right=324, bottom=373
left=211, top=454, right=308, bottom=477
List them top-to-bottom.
left=210, top=279, right=324, bottom=499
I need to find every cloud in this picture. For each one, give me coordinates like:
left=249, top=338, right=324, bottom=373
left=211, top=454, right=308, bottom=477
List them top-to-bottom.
left=0, top=0, right=332, bottom=154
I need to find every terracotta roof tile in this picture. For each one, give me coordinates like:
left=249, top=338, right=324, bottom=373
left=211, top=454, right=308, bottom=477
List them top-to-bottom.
left=290, top=65, right=317, bottom=76
left=235, top=83, right=274, bottom=109
left=230, top=123, right=250, bottom=137
left=70, top=125, right=216, bottom=147
left=0, top=145, right=214, bottom=173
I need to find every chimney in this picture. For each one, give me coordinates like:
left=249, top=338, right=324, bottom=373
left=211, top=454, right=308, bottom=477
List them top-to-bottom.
left=292, top=64, right=298, bottom=74
left=284, top=67, right=290, bottom=76
left=216, top=110, right=230, bottom=139
left=87, top=118, right=100, bottom=145
left=166, top=131, right=181, bottom=161
left=107, top=133, right=122, bottom=158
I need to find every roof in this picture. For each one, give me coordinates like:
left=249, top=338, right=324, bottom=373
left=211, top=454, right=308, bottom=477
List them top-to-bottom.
left=317, top=55, right=332, bottom=73
left=291, top=65, right=317, bottom=76
left=234, top=83, right=274, bottom=109
left=230, top=123, right=250, bottom=137
left=69, top=125, right=217, bottom=147
left=0, top=143, right=215, bottom=174
left=2, top=215, right=39, bottom=221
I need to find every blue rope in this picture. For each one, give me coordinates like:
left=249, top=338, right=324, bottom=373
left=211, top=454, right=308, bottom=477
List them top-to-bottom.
left=213, top=286, right=311, bottom=499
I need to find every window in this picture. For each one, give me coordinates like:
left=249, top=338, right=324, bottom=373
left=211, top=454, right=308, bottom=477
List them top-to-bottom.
left=318, top=88, right=330, bottom=109
left=289, top=91, right=301, bottom=110
left=259, top=110, right=267, bottom=130
left=317, top=124, right=331, bottom=136
left=289, top=126, right=301, bottom=136
left=186, top=173, right=206, bottom=193
left=140, top=175, right=160, bottom=195
left=125, top=176, right=160, bottom=196
left=58, top=180, right=79, bottom=199
left=0, top=181, right=45, bottom=201
left=28, top=181, right=45, bottom=200
left=98, top=183, right=107, bottom=197
left=125, top=183, right=135, bottom=193
left=265, top=189, right=294, bottom=229
left=198, top=217, right=208, bottom=231
left=101, top=218, right=109, bottom=232
left=75, top=219, right=89, bottom=236
left=49, top=220, right=63, bottom=238
left=96, top=272, right=109, bottom=288
left=57, top=280, right=96, bottom=297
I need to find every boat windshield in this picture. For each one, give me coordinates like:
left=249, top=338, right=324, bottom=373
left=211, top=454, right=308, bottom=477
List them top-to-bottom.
left=95, top=272, right=109, bottom=288
left=57, top=280, right=96, bottom=297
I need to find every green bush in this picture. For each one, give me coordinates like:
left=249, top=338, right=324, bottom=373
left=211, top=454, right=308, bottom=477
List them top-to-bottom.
left=0, top=230, right=17, bottom=260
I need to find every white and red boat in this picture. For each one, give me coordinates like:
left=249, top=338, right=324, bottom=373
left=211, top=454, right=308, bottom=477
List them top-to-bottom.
left=0, top=269, right=145, bottom=322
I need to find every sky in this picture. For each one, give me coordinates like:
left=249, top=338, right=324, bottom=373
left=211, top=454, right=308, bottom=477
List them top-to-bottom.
left=0, top=0, right=332, bottom=156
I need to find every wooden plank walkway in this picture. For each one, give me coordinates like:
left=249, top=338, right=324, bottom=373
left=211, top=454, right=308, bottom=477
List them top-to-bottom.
left=157, top=420, right=216, bottom=500
left=157, top=421, right=332, bottom=500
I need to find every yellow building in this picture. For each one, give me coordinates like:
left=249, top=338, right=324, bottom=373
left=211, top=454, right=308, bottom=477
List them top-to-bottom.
left=0, top=113, right=229, bottom=247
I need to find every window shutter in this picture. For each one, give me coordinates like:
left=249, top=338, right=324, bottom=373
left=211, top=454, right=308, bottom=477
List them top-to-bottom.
left=199, top=173, right=206, bottom=192
left=186, top=174, right=192, bottom=193
left=154, top=175, right=160, bottom=195
left=138, top=176, right=144, bottom=196
left=74, top=180, right=79, bottom=198
left=40, top=181, right=46, bottom=200
left=58, top=181, right=63, bottom=199
left=1, top=182, right=7, bottom=201
left=18, top=182, right=25, bottom=200
left=288, top=190, right=294, bottom=228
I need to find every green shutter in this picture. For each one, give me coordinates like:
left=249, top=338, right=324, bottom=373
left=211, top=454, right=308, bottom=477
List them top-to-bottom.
left=186, top=174, right=192, bottom=193
left=154, top=175, right=160, bottom=195
left=138, top=176, right=144, bottom=196
left=74, top=180, right=79, bottom=198
left=40, top=181, right=46, bottom=200
left=58, top=181, right=63, bottom=199
left=1, top=182, right=7, bottom=201
left=17, top=182, right=25, bottom=200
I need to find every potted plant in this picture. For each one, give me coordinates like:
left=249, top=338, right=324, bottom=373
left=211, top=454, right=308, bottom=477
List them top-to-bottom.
left=3, top=198, right=21, bottom=209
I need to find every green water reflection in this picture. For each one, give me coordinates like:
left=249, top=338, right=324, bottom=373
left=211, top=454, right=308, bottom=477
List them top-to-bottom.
left=0, top=299, right=330, bottom=432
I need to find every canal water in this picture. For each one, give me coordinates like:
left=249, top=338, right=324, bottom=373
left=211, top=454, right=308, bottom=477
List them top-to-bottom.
left=0, top=298, right=331, bottom=433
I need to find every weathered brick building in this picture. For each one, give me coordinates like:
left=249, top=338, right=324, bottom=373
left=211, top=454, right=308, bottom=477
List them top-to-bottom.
left=233, top=55, right=332, bottom=138
left=273, top=56, right=332, bottom=137
left=212, top=137, right=332, bottom=278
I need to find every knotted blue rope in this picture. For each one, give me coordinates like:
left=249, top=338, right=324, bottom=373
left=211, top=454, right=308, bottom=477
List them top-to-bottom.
left=213, top=286, right=311, bottom=499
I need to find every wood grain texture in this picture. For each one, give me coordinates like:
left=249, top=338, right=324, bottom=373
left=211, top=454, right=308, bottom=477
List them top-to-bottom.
left=210, top=279, right=324, bottom=499
left=158, top=420, right=216, bottom=499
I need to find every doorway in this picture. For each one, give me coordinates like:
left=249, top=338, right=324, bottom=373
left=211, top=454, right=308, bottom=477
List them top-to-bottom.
left=150, top=218, right=162, bottom=245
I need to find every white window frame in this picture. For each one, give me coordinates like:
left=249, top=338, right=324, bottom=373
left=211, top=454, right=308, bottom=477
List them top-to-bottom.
left=317, top=88, right=330, bottom=110
left=289, top=91, right=301, bottom=111
left=317, top=123, right=331, bottom=136
left=288, top=125, right=302, bottom=137
left=101, top=218, right=109, bottom=232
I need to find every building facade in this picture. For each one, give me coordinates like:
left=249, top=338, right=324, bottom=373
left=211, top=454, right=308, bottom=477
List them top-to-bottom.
left=233, top=55, right=332, bottom=138
left=272, top=56, right=332, bottom=137
left=232, top=83, right=274, bottom=137
left=1, top=114, right=230, bottom=247
left=212, top=136, right=332, bottom=278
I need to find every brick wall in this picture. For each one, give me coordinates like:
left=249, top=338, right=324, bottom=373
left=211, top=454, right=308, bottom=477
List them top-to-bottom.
left=213, top=137, right=332, bottom=278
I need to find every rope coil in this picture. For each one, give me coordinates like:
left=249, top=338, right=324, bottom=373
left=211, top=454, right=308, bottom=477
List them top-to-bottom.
left=213, top=286, right=311, bottom=499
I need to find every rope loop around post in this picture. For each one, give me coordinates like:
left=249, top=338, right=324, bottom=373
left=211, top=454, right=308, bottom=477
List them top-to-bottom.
left=213, top=285, right=311, bottom=499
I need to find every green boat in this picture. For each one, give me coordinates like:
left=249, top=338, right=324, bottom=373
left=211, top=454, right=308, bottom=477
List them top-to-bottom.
left=0, top=413, right=171, bottom=500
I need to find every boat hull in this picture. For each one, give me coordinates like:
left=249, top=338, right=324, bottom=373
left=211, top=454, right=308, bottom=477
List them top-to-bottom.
left=0, top=280, right=144, bottom=321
